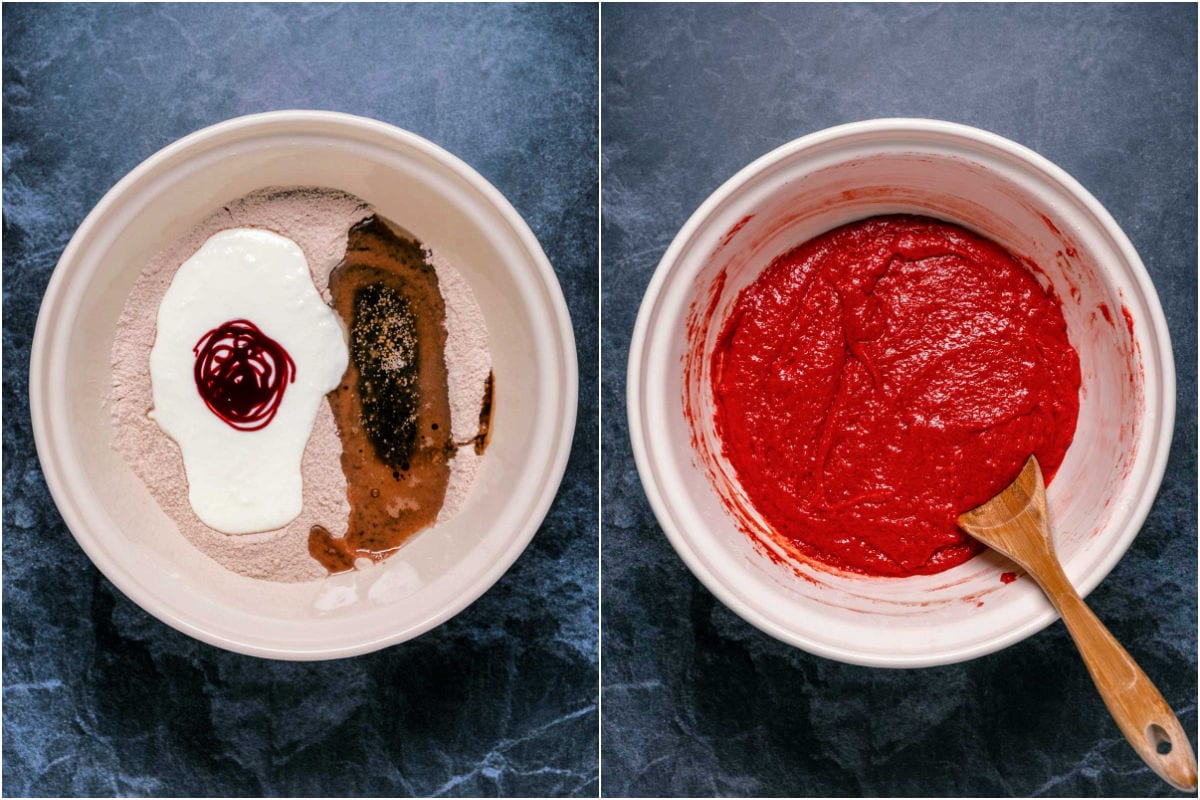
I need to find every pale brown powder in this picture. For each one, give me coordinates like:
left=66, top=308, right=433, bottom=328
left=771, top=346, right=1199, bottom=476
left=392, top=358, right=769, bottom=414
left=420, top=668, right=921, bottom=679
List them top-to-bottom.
left=110, top=187, right=491, bottom=582
left=431, top=247, right=492, bottom=523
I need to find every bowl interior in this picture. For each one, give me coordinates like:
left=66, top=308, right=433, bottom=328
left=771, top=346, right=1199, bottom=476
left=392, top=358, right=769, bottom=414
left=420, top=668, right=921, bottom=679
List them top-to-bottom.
left=34, top=114, right=576, bottom=658
left=632, top=124, right=1169, bottom=666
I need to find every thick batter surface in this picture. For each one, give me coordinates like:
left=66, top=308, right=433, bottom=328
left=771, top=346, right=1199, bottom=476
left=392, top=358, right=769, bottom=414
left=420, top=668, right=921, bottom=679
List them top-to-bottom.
left=711, top=215, right=1080, bottom=577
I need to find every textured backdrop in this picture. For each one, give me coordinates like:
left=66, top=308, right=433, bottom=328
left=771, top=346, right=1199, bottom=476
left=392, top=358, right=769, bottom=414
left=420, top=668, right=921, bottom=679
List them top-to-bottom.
left=3, top=3, right=597, bottom=796
left=601, top=4, right=1197, bottom=796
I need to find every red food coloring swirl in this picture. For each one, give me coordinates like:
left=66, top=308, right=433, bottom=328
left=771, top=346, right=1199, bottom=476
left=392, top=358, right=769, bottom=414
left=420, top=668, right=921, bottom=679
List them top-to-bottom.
left=193, top=319, right=296, bottom=431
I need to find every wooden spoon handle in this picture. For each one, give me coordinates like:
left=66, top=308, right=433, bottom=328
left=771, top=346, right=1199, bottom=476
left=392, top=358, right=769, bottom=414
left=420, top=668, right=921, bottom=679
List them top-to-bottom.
left=1036, top=562, right=1197, bottom=792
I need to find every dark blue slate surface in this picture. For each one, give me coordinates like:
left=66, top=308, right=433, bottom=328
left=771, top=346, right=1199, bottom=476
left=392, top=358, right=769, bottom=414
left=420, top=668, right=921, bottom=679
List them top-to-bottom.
left=3, top=3, right=597, bottom=796
left=602, top=4, right=1197, bottom=797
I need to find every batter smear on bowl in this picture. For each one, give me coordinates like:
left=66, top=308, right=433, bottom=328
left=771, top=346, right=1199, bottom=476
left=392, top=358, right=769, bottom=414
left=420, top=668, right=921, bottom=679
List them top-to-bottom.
left=711, top=215, right=1081, bottom=577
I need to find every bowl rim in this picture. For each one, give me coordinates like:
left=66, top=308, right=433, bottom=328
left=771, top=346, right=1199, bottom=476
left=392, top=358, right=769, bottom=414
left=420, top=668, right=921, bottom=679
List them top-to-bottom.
left=30, top=109, right=579, bottom=660
left=626, top=117, right=1176, bottom=668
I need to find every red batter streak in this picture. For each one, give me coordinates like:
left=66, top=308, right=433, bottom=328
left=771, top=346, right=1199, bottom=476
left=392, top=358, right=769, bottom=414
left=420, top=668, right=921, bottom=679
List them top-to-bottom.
left=711, top=216, right=1080, bottom=577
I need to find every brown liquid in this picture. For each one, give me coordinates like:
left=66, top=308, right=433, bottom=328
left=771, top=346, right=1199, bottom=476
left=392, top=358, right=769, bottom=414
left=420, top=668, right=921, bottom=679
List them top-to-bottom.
left=311, top=217, right=455, bottom=572
left=474, top=371, right=494, bottom=454
left=308, top=524, right=357, bottom=574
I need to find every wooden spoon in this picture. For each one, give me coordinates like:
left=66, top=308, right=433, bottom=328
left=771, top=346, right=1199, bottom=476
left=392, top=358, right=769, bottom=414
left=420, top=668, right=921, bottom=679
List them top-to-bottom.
left=958, top=455, right=1198, bottom=792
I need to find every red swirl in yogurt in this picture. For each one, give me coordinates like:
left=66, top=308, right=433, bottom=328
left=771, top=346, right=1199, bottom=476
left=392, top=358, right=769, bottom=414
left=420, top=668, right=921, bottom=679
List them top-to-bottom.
left=193, top=319, right=296, bottom=431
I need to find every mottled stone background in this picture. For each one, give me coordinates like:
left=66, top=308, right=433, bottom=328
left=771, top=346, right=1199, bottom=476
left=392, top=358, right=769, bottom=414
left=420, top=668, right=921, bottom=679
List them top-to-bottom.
left=4, top=3, right=597, bottom=796
left=602, top=4, right=1196, bottom=797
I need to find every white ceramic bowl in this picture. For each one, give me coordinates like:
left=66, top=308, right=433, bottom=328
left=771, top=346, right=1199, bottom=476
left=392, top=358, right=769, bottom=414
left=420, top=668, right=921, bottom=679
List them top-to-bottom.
left=31, top=111, right=577, bottom=659
left=628, top=118, right=1173, bottom=668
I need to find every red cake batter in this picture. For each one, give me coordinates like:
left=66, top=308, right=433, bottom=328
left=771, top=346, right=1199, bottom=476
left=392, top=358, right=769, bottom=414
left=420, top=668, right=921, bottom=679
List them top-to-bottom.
left=711, top=215, right=1080, bottom=577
